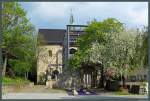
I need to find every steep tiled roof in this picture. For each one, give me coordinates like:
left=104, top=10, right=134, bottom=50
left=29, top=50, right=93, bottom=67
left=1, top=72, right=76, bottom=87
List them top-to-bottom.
left=38, top=29, right=66, bottom=45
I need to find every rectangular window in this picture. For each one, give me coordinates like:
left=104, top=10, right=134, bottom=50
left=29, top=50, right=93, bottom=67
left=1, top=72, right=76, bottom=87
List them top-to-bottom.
left=49, top=50, right=52, bottom=57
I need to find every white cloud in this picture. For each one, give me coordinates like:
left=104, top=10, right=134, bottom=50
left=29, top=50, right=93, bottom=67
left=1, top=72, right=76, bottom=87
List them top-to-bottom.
left=20, top=2, right=148, bottom=29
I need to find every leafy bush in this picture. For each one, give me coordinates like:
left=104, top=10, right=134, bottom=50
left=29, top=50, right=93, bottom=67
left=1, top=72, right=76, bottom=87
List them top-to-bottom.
left=9, top=59, right=31, bottom=77
left=2, top=77, right=30, bottom=85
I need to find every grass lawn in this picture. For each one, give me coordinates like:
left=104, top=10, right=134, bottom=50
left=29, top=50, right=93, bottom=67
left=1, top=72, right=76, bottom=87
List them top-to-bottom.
left=2, top=77, right=31, bottom=85
left=114, top=90, right=131, bottom=95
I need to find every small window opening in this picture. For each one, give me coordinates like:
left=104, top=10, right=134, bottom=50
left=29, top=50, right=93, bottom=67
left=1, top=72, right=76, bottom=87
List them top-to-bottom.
left=49, top=50, right=52, bottom=57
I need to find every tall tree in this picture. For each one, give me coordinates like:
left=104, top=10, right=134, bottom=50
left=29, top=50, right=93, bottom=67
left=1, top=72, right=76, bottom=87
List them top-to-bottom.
left=2, top=2, right=36, bottom=79
left=68, top=18, right=125, bottom=87
left=68, top=18, right=147, bottom=88
left=132, top=27, right=148, bottom=69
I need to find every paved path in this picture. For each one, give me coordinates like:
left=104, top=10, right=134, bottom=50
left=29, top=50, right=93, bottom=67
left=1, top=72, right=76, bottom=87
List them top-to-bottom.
left=2, top=93, right=148, bottom=100
left=2, top=93, right=68, bottom=99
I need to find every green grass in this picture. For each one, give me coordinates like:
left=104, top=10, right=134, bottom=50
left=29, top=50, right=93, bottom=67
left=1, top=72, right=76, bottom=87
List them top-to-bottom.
left=2, top=77, right=31, bottom=85
left=114, top=91, right=131, bottom=95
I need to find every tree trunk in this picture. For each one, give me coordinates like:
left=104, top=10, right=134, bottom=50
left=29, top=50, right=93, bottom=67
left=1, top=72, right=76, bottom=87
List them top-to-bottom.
left=2, top=53, right=7, bottom=77
left=99, top=64, right=104, bottom=88
left=26, top=72, right=28, bottom=79
left=25, top=73, right=27, bottom=79
left=120, top=73, right=122, bottom=86
left=122, top=75, right=126, bottom=88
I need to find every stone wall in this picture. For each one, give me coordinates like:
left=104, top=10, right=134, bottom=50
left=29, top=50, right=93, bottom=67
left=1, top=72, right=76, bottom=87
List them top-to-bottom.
left=37, top=45, right=63, bottom=83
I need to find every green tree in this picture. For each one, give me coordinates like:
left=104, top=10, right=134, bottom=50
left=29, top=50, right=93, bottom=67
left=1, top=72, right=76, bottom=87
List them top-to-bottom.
left=2, top=2, right=36, bottom=79
left=68, top=18, right=125, bottom=87
left=68, top=18, right=147, bottom=88
left=74, top=18, right=124, bottom=63
left=132, top=27, right=148, bottom=69
left=84, top=30, right=136, bottom=87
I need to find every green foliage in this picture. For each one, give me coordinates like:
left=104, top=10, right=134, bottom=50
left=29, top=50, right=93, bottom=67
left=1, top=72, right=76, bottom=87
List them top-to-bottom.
left=2, top=2, right=36, bottom=78
left=68, top=18, right=148, bottom=79
left=69, top=18, right=125, bottom=70
left=77, top=18, right=124, bottom=50
left=131, top=28, right=148, bottom=69
left=85, top=30, right=136, bottom=77
left=104, top=30, right=135, bottom=76
left=68, top=51, right=82, bottom=71
left=9, top=59, right=31, bottom=76
left=2, top=77, right=30, bottom=85
left=114, top=90, right=130, bottom=95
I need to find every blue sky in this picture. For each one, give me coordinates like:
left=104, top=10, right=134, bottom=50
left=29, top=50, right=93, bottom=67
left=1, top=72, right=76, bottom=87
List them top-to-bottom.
left=20, top=2, right=148, bottom=29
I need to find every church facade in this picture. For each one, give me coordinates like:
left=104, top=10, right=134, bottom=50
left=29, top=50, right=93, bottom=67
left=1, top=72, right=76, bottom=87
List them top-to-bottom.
left=37, top=29, right=66, bottom=84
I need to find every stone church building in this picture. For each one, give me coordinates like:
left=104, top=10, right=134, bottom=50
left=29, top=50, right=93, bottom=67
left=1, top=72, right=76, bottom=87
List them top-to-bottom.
left=37, top=25, right=88, bottom=85
left=37, top=29, right=66, bottom=85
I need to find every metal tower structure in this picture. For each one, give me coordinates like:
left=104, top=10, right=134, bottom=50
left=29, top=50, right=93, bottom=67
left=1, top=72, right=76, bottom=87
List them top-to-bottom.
left=63, top=24, right=88, bottom=69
